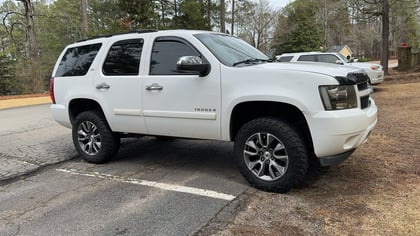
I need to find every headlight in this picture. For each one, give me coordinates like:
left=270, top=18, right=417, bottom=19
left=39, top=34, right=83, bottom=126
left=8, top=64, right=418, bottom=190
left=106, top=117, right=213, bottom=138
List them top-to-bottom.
left=319, top=85, right=357, bottom=110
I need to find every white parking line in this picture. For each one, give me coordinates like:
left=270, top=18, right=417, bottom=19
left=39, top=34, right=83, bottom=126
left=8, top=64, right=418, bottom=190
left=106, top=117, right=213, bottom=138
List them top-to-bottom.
left=16, top=159, right=38, bottom=166
left=56, top=168, right=236, bottom=201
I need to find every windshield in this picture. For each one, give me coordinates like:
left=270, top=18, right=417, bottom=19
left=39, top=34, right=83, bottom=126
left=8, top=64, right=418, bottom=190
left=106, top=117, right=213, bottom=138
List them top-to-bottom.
left=194, top=33, right=269, bottom=66
left=336, top=53, right=350, bottom=63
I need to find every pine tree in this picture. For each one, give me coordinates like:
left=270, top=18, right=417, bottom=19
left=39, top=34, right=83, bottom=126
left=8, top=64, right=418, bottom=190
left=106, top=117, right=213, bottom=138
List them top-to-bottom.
left=272, top=0, right=323, bottom=54
left=0, top=55, right=16, bottom=95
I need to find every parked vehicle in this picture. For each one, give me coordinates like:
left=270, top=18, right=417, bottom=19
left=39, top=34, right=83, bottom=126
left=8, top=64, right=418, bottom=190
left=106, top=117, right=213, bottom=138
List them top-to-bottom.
left=50, top=30, right=377, bottom=193
left=276, top=52, right=384, bottom=85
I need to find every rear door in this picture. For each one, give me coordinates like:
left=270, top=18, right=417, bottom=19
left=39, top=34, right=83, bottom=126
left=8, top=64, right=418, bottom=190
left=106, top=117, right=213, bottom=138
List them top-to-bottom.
left=93, top=38, right=147, bottom=133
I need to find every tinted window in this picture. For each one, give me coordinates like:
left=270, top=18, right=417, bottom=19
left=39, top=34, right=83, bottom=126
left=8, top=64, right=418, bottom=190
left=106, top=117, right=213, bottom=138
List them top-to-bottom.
left=150, top=38, right=200, bottom=75
left=103, top=39, right=143, bottom=76
left=56, top=43, right=101, bottom=77
left=318, top=54, right=340, bottom=64
left=297, top=55, right=316, bottom=62
left=278, top=56, right=293, bottom=62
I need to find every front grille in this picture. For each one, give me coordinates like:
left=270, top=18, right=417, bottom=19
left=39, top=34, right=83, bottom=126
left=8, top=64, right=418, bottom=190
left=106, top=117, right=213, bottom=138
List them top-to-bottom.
left=353, top=72, right=371, bottom=110
left=357, top=82, right=369, bottom=91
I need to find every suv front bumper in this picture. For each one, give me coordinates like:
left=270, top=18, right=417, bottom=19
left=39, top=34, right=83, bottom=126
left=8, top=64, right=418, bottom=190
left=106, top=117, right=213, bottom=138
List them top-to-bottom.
left=368, top=70, right=384, bottom=85
left=307, top=99, right=377, bottom=165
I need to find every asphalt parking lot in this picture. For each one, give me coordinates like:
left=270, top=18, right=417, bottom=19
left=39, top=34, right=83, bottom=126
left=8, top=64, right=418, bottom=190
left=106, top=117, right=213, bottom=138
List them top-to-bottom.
left=1, top=76, right=419, bottom=235
left=0, top=104, right=249, bottom=235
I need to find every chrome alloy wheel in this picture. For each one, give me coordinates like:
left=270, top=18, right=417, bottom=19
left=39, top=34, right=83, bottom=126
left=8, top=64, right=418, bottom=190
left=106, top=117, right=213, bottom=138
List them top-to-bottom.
left=77, top=121, right=101, bottom=156
left=243, top=132, right=289, bottom=181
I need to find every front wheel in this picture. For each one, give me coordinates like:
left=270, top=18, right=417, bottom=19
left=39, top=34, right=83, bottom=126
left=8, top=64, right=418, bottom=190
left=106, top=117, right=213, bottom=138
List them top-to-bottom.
left=72, top=111, right=120, bottom=164
left=234, top=117, right=308, bottom=193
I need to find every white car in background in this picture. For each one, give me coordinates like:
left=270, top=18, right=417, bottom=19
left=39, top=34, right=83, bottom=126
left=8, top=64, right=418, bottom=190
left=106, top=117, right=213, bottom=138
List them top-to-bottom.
left=276, top=52, right=384, bottom=85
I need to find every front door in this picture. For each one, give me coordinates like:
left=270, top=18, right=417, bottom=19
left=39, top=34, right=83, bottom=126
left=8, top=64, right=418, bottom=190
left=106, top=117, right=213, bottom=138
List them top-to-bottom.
left=142, top=36, right=221, bottom=139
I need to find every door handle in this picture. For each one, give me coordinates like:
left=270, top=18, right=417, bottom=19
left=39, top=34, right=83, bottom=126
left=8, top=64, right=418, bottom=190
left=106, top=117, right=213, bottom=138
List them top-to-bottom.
left=96, top=82, right=110, bottom=90
left=146, top=83, right=163, bottom=91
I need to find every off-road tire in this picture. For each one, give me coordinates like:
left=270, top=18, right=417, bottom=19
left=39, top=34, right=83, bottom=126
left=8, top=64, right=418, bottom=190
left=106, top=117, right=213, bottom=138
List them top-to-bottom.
left=72, top=111, right=120, bottom=164
left=234, top=117, right=309, bottom=193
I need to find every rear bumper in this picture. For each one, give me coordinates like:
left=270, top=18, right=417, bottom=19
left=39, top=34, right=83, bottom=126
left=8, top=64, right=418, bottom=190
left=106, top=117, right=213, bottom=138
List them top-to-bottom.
left=51, top=104, right=72, bottom=129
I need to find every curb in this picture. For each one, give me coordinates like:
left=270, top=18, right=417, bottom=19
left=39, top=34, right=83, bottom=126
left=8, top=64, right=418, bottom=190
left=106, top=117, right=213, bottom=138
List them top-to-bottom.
left=0, top=96, right=50, bottom=110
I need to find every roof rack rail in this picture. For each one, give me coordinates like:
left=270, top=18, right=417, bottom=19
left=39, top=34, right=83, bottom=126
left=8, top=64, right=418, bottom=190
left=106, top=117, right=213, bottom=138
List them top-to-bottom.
left=76, top=29, right=157, bottom=43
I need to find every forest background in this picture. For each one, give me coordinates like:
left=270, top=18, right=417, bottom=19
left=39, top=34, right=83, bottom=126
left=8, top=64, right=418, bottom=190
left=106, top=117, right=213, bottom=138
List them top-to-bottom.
left=0, top=0, right=418, bottom=95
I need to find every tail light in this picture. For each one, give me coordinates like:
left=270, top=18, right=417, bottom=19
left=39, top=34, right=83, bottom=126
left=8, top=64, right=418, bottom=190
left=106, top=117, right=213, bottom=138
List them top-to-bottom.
left=49, top=77, right=56, bottom=104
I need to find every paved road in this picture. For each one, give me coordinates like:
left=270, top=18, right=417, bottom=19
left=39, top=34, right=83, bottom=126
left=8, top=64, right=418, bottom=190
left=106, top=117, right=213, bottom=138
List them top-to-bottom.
left=0, top=105, right=249, bottom=235
left=0, top=105, right=74, bottom=180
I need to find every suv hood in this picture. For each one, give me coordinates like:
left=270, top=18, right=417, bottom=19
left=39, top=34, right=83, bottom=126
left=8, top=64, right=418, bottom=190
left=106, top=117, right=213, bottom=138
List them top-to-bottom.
left=348, top=62, right=382, bottom=69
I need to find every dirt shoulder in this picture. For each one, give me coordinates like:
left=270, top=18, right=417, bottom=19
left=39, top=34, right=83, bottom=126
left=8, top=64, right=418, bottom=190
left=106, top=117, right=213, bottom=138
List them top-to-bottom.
left=217, top=75, right=420, bottom=235
left=0, top=94, right=50, bottom=110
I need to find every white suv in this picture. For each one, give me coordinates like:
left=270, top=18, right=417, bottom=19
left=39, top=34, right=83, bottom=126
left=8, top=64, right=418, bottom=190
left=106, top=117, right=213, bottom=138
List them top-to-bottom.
left=50, top=30, right=377, bottom=192
left=276, top=52, right=384, bottom=85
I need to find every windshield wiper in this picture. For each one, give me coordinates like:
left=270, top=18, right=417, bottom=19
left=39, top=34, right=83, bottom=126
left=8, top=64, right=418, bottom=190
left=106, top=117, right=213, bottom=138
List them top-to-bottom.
left=232, top=58, right=271, bottom=66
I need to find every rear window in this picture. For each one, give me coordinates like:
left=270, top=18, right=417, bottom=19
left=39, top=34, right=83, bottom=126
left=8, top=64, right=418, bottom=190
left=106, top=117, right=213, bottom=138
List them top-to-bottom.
left=103, top=39, right=143, bottom=76
left=55, top=43, right=102, bottom=77
left=318, top=54, right=339, bottom=64
left=297, top=55, right=316, bottom=62
left=277, top=56, right=293, bottom=62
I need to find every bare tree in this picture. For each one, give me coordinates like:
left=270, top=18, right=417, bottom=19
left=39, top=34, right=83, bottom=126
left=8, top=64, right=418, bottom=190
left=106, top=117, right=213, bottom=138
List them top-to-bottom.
left=17, top=0, right=42, bottom=92
left=17, top=0, right=38, bottom=62
left=81, top=0, right=88, bottom=38
left=207, top=0, right=211, bottom=28
left=220, top=0, right=225, bottom=32
left=231, top=0, right=235, bottom=34
left=236, top=0, right=277, bottom=53
left=353, top=0, right=391, bottom=74
left=381, top=0, right=390, bottom=75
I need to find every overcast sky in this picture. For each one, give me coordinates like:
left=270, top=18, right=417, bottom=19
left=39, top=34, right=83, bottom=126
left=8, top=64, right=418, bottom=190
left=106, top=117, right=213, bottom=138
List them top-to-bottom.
left=266, top=0, right=293, bottom=9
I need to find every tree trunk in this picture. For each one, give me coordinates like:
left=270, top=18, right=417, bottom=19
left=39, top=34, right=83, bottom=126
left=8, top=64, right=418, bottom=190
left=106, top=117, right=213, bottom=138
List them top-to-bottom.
left=18, top=0, right=42, bottom=93
left=81, top=0, right=88, bottom=39
left=161, top=0, right=165, bottom=28
left=174, top=0, right=178, bottom=17
left=207, top=0, right=211, bottom=29
left=220, top=0, right=225, bottom=33
left=231, top=0, right=235, bottom=35
left=381, top=0, right=389, bottom=75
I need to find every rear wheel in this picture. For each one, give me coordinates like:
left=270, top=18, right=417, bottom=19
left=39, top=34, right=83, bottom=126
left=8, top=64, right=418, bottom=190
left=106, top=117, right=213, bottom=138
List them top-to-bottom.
left=72, top=111, right=120, bottom=164
left=234, top=117, right=308, bottom=193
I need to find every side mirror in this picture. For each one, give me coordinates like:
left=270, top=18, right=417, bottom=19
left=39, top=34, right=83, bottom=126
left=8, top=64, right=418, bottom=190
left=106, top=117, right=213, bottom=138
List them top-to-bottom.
left=176, top=56, right=210, bottom=77
left=335, top=60, right=344, bottom=65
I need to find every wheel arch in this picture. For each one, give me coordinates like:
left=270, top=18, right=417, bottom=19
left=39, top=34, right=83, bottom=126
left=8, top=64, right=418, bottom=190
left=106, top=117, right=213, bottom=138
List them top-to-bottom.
left=68, top=98, right=106, bottom=125
left=229, top=101, right=313, bottom=152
